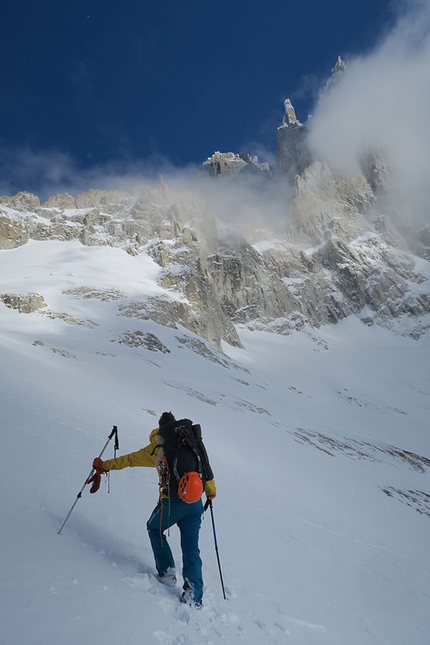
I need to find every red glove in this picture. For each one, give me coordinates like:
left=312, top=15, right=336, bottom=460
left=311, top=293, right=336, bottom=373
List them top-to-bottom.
left=87, top=457, right=106, bottom=494
left=93, top=458, right=105, bottom=472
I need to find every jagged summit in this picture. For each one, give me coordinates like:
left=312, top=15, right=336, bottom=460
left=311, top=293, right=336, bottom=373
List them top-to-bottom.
left=323, top=55, right=349, bottom=94
left=276, top=56, right=350, bottom=181
left=276, top=97, right=310, bottom=181
left=281, top=99, right=302, bottom=128
left=202, top=151, right=270, bottom=178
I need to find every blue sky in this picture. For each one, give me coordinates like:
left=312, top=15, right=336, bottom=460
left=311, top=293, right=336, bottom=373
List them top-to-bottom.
left=0, top=0, right=396, bottom=184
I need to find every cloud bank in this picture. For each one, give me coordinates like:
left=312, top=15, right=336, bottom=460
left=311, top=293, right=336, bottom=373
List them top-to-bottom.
left=307, top=0, right=430, bottom=222
left=0, top=144, right=177, bottom=203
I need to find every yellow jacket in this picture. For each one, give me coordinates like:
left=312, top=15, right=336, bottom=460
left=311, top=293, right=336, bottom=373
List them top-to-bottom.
left=103, top=428, right=217, bottom=498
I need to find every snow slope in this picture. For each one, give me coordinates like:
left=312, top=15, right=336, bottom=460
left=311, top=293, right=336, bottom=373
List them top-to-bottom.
left=1, top=240, right=429, bottom=645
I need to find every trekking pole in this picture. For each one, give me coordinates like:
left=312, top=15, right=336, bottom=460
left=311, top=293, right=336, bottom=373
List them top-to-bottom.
left=57, top=425, right=119, bottom=535
left=205, top=499, right=227, bottom=600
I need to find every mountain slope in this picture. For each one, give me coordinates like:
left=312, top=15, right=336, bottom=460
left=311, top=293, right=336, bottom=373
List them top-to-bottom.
left=1, top=239, right=429, bottom=645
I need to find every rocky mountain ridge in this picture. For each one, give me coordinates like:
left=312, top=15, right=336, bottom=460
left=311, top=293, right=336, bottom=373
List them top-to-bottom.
left=1, top=60, right=430, bottom=348
left=202, top=151, right=271, bottom=178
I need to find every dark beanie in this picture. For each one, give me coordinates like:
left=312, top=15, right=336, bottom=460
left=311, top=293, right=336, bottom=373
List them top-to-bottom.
left=158, top=411, right=176, bottom=427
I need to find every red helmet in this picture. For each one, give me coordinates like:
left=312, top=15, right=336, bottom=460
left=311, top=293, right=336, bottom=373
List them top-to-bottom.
left=178, top=471, right=203, bottom=503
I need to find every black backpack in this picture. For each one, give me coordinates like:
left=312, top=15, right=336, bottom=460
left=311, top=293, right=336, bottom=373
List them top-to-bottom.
left=155, top=418, right=213, bottom=499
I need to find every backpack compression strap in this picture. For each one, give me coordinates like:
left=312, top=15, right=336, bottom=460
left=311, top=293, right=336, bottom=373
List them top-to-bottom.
left=172, top=427, right=204, bottom=483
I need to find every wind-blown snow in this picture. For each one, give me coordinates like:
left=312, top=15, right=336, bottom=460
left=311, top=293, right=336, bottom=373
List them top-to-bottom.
left=1, top=240, right=429, bottom=645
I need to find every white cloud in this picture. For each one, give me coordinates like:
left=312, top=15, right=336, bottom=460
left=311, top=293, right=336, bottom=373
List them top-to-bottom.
left=307, top=0, right=430, bottom=222
left=0, top=144, right=174, bottom=202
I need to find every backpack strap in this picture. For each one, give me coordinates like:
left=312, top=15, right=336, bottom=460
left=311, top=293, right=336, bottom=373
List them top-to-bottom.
left=172, top=423, right=204, bottom=482
left=192, top=424, right=214, bottom=481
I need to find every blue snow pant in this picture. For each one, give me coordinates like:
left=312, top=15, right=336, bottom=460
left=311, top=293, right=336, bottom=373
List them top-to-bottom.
left=147, top=497, right=204, bottom=604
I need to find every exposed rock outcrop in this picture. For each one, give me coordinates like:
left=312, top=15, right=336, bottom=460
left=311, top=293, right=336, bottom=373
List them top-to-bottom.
left=322, top=56, right=349, bottom=95
left=276, top=57, right=349, bottom=184
left=276, top=100, right=311, bottom=182
left=202, top=151, right=270, bottom=178
left=289, top=162, right=374, bottom=244
left=0, top=191, right=40, bottom=212
left=41, top=193, right=76, bottom=209
left=0, top=215, right=30, bottom=249
left=207, top=234, right=299, bottom=327
left=0, top=292, right=47, bottom=313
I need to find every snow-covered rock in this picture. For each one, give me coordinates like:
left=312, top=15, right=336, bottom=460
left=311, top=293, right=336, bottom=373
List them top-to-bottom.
left=202, top=151, right=270, bottom=177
